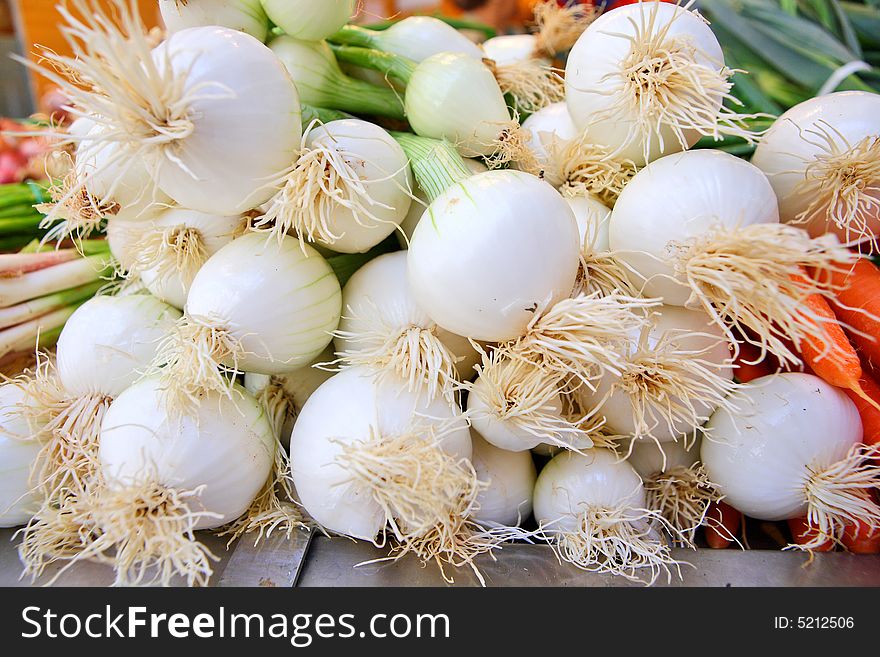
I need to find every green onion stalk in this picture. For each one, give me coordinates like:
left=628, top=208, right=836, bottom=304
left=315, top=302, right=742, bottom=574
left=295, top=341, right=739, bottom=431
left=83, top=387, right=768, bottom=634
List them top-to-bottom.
left=0, top=182, right=52, bottom=251
left=0, top=239, right=114, bottom=361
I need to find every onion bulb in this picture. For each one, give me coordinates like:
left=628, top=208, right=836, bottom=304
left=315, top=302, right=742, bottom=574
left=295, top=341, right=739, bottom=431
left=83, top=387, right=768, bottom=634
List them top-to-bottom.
left=159, top=0, right=269, bottom=41
left=260, top=0, right=355, bottom=42
left=565, top=2, right=753, bottom=166
left=34, top=4, right=302, bottom=217
left=335, top=17, right=484, bottom=63
left=483, top=34, right=547, bottom=67
left=751, top=91, right=880, bottom=251
left=521, top=102, right=577, bottom=188
left=254, top=119, right=412, bottom=254
left=610, top=149, right=855, bottom=365
left=132, top=208, right=246, bottom=309
left=157, top=233, right=341, bottom=411
left=335, top=252, right=478, bottom=399
left=581, top=305, right=735, bottom=445
left=291, top=368, right=507, bottom=580
left=702, top=372, right=879, bottom=551
left=86, top=376, right=274, bottom=586
left=0, top=383, right=42, bottom=528
left=470, top=431, right=536, bottom=527
left=627, top=436, right=721, bottom=546
left=533, top=449, right=683, bottom=583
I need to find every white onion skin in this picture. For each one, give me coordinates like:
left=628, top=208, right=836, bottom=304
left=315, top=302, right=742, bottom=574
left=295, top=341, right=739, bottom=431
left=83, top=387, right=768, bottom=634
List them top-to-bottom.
left=159, top=0, right=269, bottom=42
left=261, top=0, right=355, bottom=41
left=565, top=3, right=725, bottom=165
left=376, top=16, right=484, bottom=63
left=151, top=28, right=301, bottom=215
left=483, top=34, right=545, bottom=66
left=405, top=53, right=511, bottom=158
left=750, top=91, right=880, bottom=242
left=522, top=102, right=578, bottom=188
left=306, top=120, right=413, bottom=254
left=76, top=124, right=171, bottom=213
left=610, top=149, right=779, bottom=306
left=398, top=158, right=487, bottom=246
left=407, top=170, right=581, bottom=341
left=566, top=195, right=611, bottom=251
left=140, top=208, right=243, bottom=309
left=107, top=212, right=157, bottom=271
left=186, top=233, right=342, bottom=373
left=336, top=251, right=479, bottom=377
left=56, top=294, right=182, bottom=398
left=581, top=305, right=733, bottom=442
left=289, top=367, right=471, bottom=540
left=701, top=373, right=862, bottom=521
left=99, top=377, right=274, bottom=529
left=0, top=384, right=42, bottom=528
left=471, top=431, right=536, bottom=526
left=627, top=435, right=700, bottom=479
left=533, top=449, right=646, bottom=532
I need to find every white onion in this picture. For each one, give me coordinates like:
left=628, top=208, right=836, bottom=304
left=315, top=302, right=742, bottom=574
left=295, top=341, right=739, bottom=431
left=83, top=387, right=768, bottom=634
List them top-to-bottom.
left=159, top=0, right=269, bottom=41
left=260, top=0, right=355, bottom=41
left=566, top=3, right=740, bottom=165
left=371, top=16, right=483, bottom=63
left=149, top=28, right=302, bottom=214
left=483, top=35, right=544, bottom=66
left=751, top=91, right=880, bottom=248
left=521, top=102, right=578, bottom=187
left=407, top=169, right=580, bottom=341
left=336, top=252, right=478, bottom=397
left=581, top=305, right=734, bottom=443
left=290, top=367, right=471, bottom=541
left=702, top=373, right=868, bottom=526
left=95, top=376, right=274, bottom=585
left=0, top=384, right=42, bottom=528
left=471, top=431, right=536, bottom=527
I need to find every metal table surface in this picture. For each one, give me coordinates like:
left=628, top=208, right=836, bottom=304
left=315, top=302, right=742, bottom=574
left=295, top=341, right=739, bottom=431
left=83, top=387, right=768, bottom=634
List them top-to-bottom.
left=2, top=528, right=879, bottom=587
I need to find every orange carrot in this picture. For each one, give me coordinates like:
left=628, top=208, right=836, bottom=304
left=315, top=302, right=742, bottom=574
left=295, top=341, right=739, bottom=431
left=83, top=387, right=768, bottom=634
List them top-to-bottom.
left=828, top=258, right=880, bottom=370
left=793, top=273, right=880, bottom=411
left=732, top=341, right=776, bottom=383
left=843, top=373, right=880, bottom=449
left=705, top=501, right=741, bottom=549
left=787, top=516, right=835, bottom=551
left=842, top=518, right=880, bottom=554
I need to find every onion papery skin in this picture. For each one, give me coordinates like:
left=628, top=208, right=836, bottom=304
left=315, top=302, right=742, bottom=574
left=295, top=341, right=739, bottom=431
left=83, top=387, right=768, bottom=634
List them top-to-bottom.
left=151, top=27, right=302, bottom=215
left=407, top=169, right=580, bottom=341
left=185, top=233, right=342, bottom=373
left=56, top=294, right=182, bottom=398
left=289, top=367, right=471, bottom=540
left=701, top=373, right=862, bottom=521
left=99, top=377, right=274, bottom=529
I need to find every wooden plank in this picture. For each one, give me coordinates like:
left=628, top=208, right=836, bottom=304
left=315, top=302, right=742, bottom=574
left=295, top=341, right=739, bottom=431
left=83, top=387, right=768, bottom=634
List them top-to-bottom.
left=10, top=0, right=161, bottom=111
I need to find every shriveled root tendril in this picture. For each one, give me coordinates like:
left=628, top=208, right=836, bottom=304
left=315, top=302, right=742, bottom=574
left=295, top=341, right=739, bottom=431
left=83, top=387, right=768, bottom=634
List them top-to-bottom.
left=532, top=0, right=601, bottom=57
left=488, top=58, right=565, bottom=115
left=556, top=135, right=638, bottom=206
left=644, top=463, right=721, bottom=546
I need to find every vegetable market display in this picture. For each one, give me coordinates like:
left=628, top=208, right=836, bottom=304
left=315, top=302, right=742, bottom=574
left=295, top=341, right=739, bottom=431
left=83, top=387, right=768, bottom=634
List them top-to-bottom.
left=1, top=0, right=879, bottom=587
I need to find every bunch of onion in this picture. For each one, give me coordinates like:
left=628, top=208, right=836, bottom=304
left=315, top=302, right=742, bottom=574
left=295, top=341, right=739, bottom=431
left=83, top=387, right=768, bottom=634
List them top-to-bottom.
left=20, top=1, right=303, bottom=225
left=565, top=2, right=758, bottom=166
left=329, top=16, right=564, bottom=117
left=330, top=46, right=540, bottom=168
left=751, top=91, right=880, bottom=253
left=251, top=119, right=413, bottom=254
left=610, top=148, right=857, bottom=367
left=153, top=232, right=341, bottom=417
left=333, top=251, right=479, bottom=401
left=17, top=293, right=182, bottom=576
left=579, top=305, right=737, bottom=451
left=291, top=367, right=522, bottom=583
left=703, top=372, right=880, bottom=552
left=40, top=376, right=275, bottom=586
left=627, top=437, right=722, bottom=547
left=534, top=449, right=686, bottom=584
